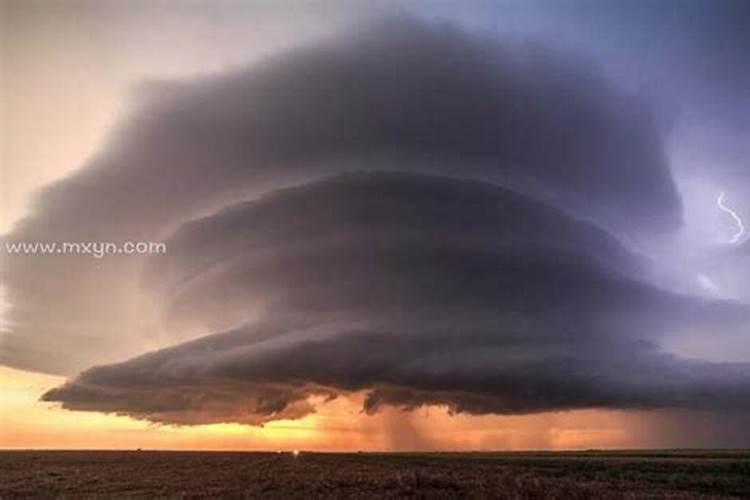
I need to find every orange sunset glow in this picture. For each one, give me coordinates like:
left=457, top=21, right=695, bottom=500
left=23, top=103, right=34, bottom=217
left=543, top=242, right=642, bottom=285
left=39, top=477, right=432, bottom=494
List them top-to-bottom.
left=2, top=364, right=631, bottom=451
left=0, top=365, right=715, bottom=451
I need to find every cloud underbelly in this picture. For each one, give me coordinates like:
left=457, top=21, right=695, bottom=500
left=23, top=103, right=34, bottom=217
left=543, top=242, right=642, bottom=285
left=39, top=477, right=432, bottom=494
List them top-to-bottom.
left=42, top=173, right=750, bottom=424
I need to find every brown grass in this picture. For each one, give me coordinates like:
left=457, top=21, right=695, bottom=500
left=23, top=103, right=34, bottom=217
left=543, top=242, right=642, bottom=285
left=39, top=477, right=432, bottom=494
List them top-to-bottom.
left=1, top=450, right=748, bottom=498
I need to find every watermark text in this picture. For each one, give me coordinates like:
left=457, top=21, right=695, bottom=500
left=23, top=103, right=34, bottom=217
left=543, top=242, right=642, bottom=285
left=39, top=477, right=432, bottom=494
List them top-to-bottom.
left=2, top=241, right=167, bottom=259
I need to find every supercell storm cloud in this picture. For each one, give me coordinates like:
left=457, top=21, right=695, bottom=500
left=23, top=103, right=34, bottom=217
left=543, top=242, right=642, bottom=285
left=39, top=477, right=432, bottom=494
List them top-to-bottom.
left=3, top=18, right=750, bottom=427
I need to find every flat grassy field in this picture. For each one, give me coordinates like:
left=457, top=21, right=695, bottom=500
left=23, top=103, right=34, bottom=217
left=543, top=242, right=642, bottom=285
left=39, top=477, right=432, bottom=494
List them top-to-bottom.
left=1, top=450, right=749, bottom=498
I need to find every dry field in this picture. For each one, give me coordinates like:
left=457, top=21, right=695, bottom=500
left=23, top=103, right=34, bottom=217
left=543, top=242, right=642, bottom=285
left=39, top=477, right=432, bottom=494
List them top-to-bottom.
left=1, top=450, right=749, bottom=498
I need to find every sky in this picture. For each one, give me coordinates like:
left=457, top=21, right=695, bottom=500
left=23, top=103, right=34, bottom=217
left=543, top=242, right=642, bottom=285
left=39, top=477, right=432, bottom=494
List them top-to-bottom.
left=1, top=0, right=749, bottom=450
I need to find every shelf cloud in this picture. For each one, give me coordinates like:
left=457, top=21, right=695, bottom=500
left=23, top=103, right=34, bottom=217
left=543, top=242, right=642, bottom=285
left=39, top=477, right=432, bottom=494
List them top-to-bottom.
left=42, top=173, right=749, bottom=424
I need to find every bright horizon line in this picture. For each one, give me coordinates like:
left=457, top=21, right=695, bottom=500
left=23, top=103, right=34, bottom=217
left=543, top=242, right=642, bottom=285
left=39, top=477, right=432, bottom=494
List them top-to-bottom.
left=1, top=447, right=747, bottom=452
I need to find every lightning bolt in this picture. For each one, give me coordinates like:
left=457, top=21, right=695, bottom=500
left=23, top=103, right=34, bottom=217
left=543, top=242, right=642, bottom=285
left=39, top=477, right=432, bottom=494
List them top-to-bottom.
left=717, top=192, right=745, bottom=244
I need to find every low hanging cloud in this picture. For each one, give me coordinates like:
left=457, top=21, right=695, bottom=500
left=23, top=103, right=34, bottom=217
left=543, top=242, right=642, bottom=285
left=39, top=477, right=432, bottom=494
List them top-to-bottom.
left=4, top=16, right=748, bottom=428
left=42, top=173, right=750, bottom=424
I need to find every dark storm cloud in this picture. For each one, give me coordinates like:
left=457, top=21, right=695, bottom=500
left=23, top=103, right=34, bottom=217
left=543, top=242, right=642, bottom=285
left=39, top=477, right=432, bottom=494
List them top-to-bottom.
left=8, top=15, right=746, bottom=428
left=1, top=17, right=683, bottom=376
left=42, top=173, right=750, bottom=424
left=42, top=324, right=750, bottom=424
